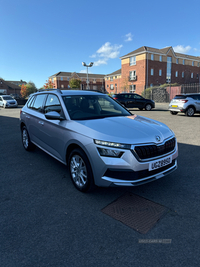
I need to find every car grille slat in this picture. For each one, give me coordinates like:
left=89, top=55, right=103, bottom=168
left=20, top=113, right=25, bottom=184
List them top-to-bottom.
left=133, top=137, right=176, bottom=160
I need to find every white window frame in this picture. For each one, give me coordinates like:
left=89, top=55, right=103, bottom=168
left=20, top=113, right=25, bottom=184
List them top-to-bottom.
left=151, top=54, right=154, bottom=61
left=160, top=55, right=162, bottom=62
left=130, top=56, right=136, bottom=66
left=176, top=59, right=179, bottom=64
left=183, top=59, right=185, bottom=65
left=192, top=61, right=194, bottom=66
left=151, top=68, right=154, bottom=76
left=159, top=69, right=162, bottom=76
left=129, top=70, right=136, bottom=80
left=175, top=71, right=178, bottom=77
left=182, top=71, right=184, bottom=78
left=191, top=73, right=193, bottom=78
left=110, top=76, right=113, bottom=81
left=110, top=84, right=114, bottom=90
left=130, top=84, right=136, bottom=93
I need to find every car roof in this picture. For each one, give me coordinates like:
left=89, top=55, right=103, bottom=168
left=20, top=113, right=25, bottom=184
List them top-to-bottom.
left=33, top=89, right=105, bottom=97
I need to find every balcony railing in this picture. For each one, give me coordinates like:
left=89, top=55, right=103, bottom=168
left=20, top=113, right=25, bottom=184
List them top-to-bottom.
left=129, top=76, right=137, bottom=81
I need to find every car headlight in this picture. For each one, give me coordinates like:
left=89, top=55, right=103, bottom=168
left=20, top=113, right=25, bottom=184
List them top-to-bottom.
left=94, top=140, right=131, bottom=158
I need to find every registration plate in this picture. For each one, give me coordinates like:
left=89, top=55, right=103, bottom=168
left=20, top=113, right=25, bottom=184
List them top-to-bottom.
left=171, top=105, right=178, bottom=107
left=149, top=156, right=172, bottom=171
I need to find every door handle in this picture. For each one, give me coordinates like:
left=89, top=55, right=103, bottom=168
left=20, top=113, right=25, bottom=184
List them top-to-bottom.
left=26, top=115, right=30, bottom=119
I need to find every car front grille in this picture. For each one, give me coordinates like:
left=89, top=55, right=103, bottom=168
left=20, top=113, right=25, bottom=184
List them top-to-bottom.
left=133, top=137, right=176, bottom=160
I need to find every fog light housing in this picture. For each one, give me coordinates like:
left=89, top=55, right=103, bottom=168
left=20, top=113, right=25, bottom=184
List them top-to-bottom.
left=97, top=147, right=123, bottom=158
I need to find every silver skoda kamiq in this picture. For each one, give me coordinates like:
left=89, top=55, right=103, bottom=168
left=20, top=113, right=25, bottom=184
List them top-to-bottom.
left=20, top=90, right=178, bottom=192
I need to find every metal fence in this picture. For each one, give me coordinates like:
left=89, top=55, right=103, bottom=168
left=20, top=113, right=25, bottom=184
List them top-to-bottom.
left=144, top=83, right=200, bottom=103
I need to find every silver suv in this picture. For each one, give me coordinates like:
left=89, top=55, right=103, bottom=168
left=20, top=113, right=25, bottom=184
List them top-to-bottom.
left=20, top=89, right=178, bottom=192
left=169, top=93, right=200, bottom=116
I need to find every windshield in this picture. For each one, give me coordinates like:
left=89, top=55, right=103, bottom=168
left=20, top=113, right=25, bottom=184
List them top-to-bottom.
left=62, top=94, right=131, bottom=120
left=3, top=96, right=13, bottom=100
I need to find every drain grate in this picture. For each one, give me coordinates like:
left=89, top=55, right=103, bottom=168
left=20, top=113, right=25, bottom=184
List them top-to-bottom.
left=101, top=192, right=168, bottom=234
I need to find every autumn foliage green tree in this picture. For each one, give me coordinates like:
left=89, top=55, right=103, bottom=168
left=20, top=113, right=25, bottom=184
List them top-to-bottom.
left=69, top=78, right=81, bottom=89
left=43, top=80, right=55, bottom=89
left=20, top=81, right=37, bottom=98
left=20, top=84, right=28, bottom=98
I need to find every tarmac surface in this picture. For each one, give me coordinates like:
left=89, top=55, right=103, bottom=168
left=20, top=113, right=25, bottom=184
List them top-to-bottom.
left=0, top=104, right=200, bottom=267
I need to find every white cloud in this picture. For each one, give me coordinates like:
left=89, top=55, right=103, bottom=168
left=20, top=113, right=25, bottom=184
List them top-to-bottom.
left=125, top=33, right=133, bottom=42
left=91, top=42, right=123, bottom=66
left=173, top=45, right=191, bottom=54
left=93, top=59, right=108, bottom=67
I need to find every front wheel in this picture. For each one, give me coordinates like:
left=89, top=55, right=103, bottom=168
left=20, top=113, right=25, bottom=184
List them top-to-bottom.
left=145, top=104, right=152, bottom=111
left=186, top=107, right=195, bottom=117
left=21, top=126, right=36, bottom=151
left=68, top=148, right=95, bottom=192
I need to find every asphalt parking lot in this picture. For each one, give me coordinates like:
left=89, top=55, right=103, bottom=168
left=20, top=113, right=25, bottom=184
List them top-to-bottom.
left=0, top=105, right=200, bottom=267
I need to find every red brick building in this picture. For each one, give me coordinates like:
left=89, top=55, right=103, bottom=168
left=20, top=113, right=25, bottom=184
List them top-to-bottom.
left=106, top=46, right=200, bottom=95
left=49, top=72, right=105, bottom=91
left=0, top=79, right=22, bottom=96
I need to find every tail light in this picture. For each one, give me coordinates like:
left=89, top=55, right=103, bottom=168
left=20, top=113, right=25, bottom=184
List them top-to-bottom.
left=113, top=97, right=117, bottom=100
left=181, top=100, right=188, bottom=103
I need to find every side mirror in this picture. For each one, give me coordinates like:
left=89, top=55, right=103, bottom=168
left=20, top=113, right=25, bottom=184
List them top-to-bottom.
left=45, top=111, right=64, bottom=120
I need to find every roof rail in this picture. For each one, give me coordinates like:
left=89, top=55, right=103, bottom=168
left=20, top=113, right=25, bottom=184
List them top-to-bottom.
left=56, top=89, right=62, bottom=94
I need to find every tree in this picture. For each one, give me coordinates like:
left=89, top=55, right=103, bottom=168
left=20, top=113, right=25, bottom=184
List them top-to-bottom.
left=121, top=76, right=129, bottom=92
left=69, top=78, right=81, bottom=89
left=43, top=80, right=55, bottom=89
left=20, top=81, right=37, bottom=98
left=20, top=84, right=28, bottom=98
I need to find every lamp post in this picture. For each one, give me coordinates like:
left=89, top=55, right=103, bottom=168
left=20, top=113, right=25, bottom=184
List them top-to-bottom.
left=82, top=62, right=93, bottom=90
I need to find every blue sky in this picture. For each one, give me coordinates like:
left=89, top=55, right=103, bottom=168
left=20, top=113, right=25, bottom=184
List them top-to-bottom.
left=1, top=0, right=200, bottom=89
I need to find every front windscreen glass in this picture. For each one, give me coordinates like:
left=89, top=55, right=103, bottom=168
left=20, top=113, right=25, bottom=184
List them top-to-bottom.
left=62, top=94, right=131, bottom=120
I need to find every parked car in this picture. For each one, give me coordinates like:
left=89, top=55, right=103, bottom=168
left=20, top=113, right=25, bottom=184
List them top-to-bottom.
left=19, top=89, right=178, bottom=192
left=112, top=93, right=155, bottom=110
left=168, top=93, right=200, bottom=116
left=0, top=95, right=18, bottom=108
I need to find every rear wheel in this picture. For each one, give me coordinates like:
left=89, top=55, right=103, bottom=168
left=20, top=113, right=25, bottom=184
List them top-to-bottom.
left=145, top=104, right=152, bottom=111
left=186, top=107, right=195, bottom=117
left=170, top=111, right=178, bottom=115
left=21, top=126, right=36, bottom=151
left=68, top=148, right=95, bottom=192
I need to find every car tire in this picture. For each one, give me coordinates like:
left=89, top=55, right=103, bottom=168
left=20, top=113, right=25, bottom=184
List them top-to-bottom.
left=145, top=104, right=152, bottom=111
left=186, top=107, right=195, bottom=117
left=170, top=111, right=178, bottom=115
left=21, top=126, right=36, bottom=151
left=68, top=148, right=95, bottom=192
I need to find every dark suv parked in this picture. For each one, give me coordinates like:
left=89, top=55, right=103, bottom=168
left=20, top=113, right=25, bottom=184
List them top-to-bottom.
left=112, top=93, right=155, bottom=110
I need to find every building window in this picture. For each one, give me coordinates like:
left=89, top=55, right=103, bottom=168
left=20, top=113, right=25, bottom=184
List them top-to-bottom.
left=151, top=54, right=154, bottom=61
left=160, top=55, right=162, bottom=62
left=130, top=56, right=136, bottom=66
left=166, top=57, right=172, bottom=82
left=176, top=59, right=179, bottom=64
left=183, top=59, right=185, bottom=65
left=192, top=61, right=194, bottom=66
left=198, top=62, right=200, bottom=67
left=151, top=69, right=154, bottom=76
left=159, top=69, right=162, bottom=76
left=130, top=70, right=136, bottom=80
left=175, top=71, right=178, bottom=77
left=182, top=71, right=184, bottom=78
left=191, top=73, right=193, bottom=78
left=197, top=73, right=199, bottom=79
left=110, top=76, right=113, bottom=81
left=115, top=76, right=117, bottom=79
left=60, top=77, right=63, bottom=81
left=93, top=79, right=96, bottom=83
left=61, top=84, right=64, bottom=88
left=110, top=84, right=114, bottom=90
left=130, top=84, right=136, bottom=92
left=150, top=84, right=153, bottom=87
left=107, top=85, right=109, bottom=88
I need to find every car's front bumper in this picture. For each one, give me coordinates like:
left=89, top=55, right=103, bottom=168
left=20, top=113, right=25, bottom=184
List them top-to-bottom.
left=91, top=139, right=178, bottom=187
